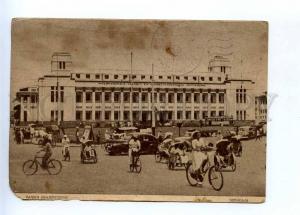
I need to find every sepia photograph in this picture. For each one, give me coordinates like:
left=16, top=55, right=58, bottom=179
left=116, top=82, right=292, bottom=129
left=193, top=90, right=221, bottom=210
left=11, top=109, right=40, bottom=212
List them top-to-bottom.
left=9, top=19, right=268, bottom=202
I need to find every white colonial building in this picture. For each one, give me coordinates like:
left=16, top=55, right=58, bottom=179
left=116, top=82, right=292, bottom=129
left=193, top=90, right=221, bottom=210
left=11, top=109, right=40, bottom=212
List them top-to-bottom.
left=15, top=52, right=256, bottom=124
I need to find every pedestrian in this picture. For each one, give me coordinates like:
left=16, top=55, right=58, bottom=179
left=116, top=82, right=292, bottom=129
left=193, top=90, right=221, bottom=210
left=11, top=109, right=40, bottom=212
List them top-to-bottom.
left=75, top=127, right=80, bottom=144
left=20, top=128, right=24, bottom=144
left=255, top=128, right=261, bottom=141
left=15, top=129, right=21, bottom=144
left=96, top=130, right=101, bottom=145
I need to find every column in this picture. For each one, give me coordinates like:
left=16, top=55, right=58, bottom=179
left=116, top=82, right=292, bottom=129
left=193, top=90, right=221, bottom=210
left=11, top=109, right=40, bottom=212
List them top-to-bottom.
left=101, top=89, right=105, bottom=121
left=82, top=90, right=86, bottom=121
left=92, top=90, right=95, bottom=120
left=111, top=90, right=115, bottom=121
left=120, top=90, right=124, bottom=121
left=129, top=90, right=133, bottom=122
left=139, top=90, right=142, bottom=121
left=156, top=90, right=160, bottom=121
left=174, top=90, right=177, bottom=120
left=183, top=91, right=186, bottom=120
left=191, top=91, right=195, bottom=120
left=20, top=96, right=24, bottom=121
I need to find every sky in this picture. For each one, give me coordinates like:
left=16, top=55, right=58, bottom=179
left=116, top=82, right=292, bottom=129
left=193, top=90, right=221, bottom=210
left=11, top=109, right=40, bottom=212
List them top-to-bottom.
left=11, top=19, right=268, bottom=97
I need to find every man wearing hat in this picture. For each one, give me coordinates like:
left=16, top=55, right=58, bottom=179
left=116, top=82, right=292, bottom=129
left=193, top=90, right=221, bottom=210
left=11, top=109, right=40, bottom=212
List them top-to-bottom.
left=62, top=134, right=70, bottom=161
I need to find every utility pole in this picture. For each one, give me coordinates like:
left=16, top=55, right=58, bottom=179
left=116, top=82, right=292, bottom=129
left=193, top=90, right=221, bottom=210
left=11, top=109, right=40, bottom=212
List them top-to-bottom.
left=130, top=52, right=133, bottom=126
left=151, top=63, right=156, bottom=136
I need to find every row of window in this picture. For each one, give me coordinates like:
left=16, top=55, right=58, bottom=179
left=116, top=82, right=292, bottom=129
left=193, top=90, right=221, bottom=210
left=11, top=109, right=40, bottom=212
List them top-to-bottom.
left=75, top=73, right=222, bottom=82
left=51, top=86, right=64, bottom=103
left=236, top=89, right=247, bottom=103
left=76, top=92, right=225, bottom=104
left=50, top=110, right=64, bottom=122
left=75, top=110, right=225, bottom=121
left=236, top=110, right=247, bottom=120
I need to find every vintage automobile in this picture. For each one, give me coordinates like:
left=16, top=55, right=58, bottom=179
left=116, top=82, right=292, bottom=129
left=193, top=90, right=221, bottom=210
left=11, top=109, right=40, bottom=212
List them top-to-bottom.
left=105, top=132, right=159, bottom=155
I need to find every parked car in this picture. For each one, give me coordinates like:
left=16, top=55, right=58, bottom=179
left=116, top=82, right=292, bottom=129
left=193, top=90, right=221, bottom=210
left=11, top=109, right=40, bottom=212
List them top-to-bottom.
left=105, top=133, right=159, bottom=155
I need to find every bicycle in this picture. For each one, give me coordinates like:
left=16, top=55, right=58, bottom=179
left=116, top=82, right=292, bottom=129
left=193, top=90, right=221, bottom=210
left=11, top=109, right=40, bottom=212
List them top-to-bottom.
left=186, top=147, right=224, bottom=191
left=129, top=151, right=142, bottom=173
left=23, top=153, right=62, bottom=175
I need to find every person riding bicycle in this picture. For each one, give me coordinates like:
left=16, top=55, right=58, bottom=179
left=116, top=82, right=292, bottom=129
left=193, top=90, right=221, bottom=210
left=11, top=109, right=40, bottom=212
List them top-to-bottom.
left=191, top=132, right=208, bottom=185
left=128, top=134, right=141, bottom=167
left=38, top=136, right=53, bottom=169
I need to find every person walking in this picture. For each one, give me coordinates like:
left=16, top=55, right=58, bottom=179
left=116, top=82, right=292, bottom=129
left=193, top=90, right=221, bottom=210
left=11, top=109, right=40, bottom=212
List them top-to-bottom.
left=75, top=127, right=80, bottom=144
left=255, top=128, right=261, bottom=141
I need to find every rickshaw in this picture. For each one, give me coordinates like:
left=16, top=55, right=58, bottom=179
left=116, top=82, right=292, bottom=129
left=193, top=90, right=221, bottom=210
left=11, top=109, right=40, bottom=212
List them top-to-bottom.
left=80, top=125, right=98, bottom=164
left=155, top=132, right=173, bottom=163
left=213, top=139, right=236, bottom=172
left=167, top=141, right=190, bottom=170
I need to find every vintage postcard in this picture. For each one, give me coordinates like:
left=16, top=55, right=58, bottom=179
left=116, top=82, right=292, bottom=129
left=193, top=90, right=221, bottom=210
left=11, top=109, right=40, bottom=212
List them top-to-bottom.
left=10, top=19, right=268, bottom=203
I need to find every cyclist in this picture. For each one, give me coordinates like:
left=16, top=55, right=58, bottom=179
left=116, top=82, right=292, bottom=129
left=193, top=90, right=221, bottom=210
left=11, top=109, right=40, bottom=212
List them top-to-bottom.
left=191, top=132, right=207, bottom=185
left=128, top=134, right=141, bottom=168
left=38, top=136, right=53, bottom=169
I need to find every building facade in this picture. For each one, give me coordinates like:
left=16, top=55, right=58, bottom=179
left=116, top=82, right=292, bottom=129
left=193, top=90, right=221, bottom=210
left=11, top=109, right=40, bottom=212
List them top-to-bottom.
left=15, top=52, right=256, bottom=124
left=255, top=92, right=267, bottom=121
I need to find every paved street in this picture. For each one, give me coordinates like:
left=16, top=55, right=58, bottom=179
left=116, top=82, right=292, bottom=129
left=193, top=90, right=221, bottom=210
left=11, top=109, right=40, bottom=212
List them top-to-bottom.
left=9, top=131, right=266, bottom=197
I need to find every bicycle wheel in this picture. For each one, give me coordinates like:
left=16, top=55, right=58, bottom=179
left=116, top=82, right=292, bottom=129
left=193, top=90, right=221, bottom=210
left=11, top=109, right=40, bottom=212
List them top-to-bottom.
left=155, top=151, right=161, bottom=163
left=135, top=158, right=142, bottom=173
left=47, top=159, right=62, bottom=175
left=23, top=160, right=38, bottom=175
left=185, top=163, right=198, bottom=186
left=208, top=166, right=223, bottom=191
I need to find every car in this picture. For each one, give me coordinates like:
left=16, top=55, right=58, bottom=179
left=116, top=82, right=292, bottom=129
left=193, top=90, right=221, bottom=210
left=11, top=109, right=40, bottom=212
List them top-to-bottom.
left=105, top=133, right=159, bottom=155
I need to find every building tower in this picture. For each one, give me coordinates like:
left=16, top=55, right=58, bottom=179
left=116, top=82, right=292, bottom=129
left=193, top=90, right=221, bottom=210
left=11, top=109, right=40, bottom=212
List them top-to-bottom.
left=51, top=52, right=72, bottom=125
left=208, top=55, right=231, bottom=74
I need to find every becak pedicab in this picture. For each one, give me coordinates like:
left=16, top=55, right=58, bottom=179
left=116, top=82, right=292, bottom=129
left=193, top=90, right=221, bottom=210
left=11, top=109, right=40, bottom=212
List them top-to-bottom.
left=80, top=125, right=98, bottom=164
left=155, top=132, right=173, bottom=163
left=167, top=140, right=190, bottom=170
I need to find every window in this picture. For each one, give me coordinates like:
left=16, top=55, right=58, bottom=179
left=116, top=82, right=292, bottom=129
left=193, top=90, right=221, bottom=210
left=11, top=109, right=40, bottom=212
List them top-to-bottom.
left=59, top=61, right=66, bottom=70
left=76, top=74, right=80, bottom=78
left=86, top=74, right=90, bottom=79
left=95, top=74, right=100, bottom=79
left=104, top=75, right=109, bottom=79
left=114, top=75, right=118, bottom=79
left=123, top=75, right=128, bottom=79
left=132, top=75, right=136, bottom=79
left=141, top=75, right=145, bottom=80
left=150, top=76, right=153, bottom=80
left=159, top=76, right=163, bottom=79
left=167, top=76, right=171, bottom=80
left=176, top=76, right=180, bottom=80
left=184, top=76, right=188, bottom=80
left=193, top=76, right=197, bottom=81
left=201, top=77, right=205, bottom=81
left=209, top=77, right=213, bottom=81
left=218, top=77, right=221, bottom=81
left=51, top=87, right=55, bottom=102
left=60, top=90, right=64, bottom=102
left=76, top=92, right=83, bottom=103
left=85, top=92, right=92, bottom=103
left=95, top=92, right=101, bottom=102
left=105, top=92, right=111, bottom=102
left=114, top=92, right=120, bottom=102
left=123, top=92, right=130, bottom=102
left=132, top=92, right=139, bottom=103
left=142, top=93, right=147, bottom=102
left=159, top=93, right=166, bottom=103
left=168, top=93, right=174, bottom=103
left=177, top=93, right=183, bottom=103
left=185, top=93, right=191, bottom=103
left=194, top=93, right=200, bottom=103
left=202, top=93, right=208, bottom=103
left=210, top=93, right=216, bottom=103
left=219, top=93, right=225, bottom=103
left=51, top=110, right=55, bottom=121
left=61, top=110, right=64, bottom=122
left=244, top=110, right=246, bottom=120
left=76, top=111, right=82, bottom=121
left=86, top=111, right=92, bottom=120
left=95, top=111, right=101, bottom=120
left=105, top=111, right=110, bottom=120
left=114, top=111, right=119, bottom=120
left=124, top=111, right=130, bottom=120
left=177, top=111, right=182, bottom=119
left=186, top=111, right=191, bottom=119
left=194, top=111, right=200, bottom=120
left=202, top=111, right=208, bottom=119
left=211, top=111, right=216, bottom=117
left=219, top=111, right=224, bottom=117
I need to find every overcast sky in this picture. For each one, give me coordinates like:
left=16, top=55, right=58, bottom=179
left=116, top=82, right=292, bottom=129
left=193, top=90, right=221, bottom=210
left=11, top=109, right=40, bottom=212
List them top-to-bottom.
left=11, top=19, right=268, bottom=96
